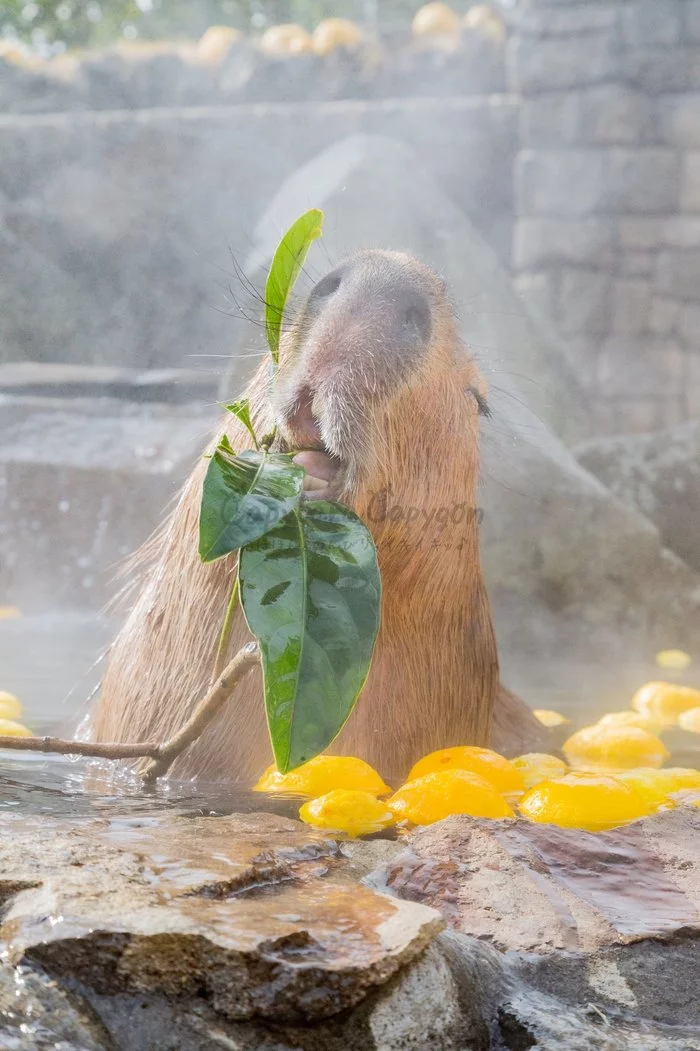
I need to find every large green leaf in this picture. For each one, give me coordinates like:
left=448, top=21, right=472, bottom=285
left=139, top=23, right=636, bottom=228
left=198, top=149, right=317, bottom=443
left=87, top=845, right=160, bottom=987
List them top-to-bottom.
left=265, top=208, right=324, bottom=364
left=198, top=449, right=304, bottom=563
left=239, top=501, right=381, bottom=772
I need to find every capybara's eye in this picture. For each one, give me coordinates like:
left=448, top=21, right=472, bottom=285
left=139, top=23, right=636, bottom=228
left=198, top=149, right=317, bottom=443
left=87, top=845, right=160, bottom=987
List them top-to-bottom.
left=313, top=272, right=341, bottom=299
left=403, top=303, right=431, bottom=343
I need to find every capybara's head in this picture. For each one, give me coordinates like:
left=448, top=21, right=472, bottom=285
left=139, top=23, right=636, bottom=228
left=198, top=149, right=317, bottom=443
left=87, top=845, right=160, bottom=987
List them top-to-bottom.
left=274, top=250, right=489, bottom=520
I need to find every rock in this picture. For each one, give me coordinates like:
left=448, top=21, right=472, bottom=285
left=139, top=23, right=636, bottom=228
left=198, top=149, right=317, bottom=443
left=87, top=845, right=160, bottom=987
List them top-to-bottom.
left=620, top=0, right=683, bottom=48
left=507, top=33, right=618, bottom=93
left=521, top=85, right=655, bottom=148
left=659, top=94, right=700, bottom=148
left=0, top=97, right=515, bottom=370
left=226, top=133, right=700, bottom=700
left=516, top=148, right=680, bottom=217
left=681, top=152, right=700, bottom=212
left=512, top=217, right=616, bottom=269
left=656, top=248, right=700, bottom=300
left=556, top=267, right=611, bottom=334
left=0, top=388, right=214, bottom=609
left=576, top=419, right=700, bottom=575
left=2, top=804, right=699, bottom=1049
left=0, top=809, right=464, bottom=1049
left=374, top=809, right=700, bottom=1045
left=0, top=811, right=442, bottom=1026
left=0, top=961, right=113, bottom=1050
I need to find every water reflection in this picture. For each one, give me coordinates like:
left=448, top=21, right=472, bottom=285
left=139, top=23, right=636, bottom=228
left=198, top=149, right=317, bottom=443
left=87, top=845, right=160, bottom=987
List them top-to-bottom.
left=0, top=751, right=304, bottom=823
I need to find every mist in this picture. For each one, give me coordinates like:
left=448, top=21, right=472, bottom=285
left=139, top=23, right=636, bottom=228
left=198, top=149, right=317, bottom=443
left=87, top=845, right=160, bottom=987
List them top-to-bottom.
left=1, top=0, right=698, bottom=730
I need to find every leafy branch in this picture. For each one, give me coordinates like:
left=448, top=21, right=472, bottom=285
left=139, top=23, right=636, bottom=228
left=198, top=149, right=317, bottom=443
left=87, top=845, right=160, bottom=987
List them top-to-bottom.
left=0, top=208, right=381, bottom=783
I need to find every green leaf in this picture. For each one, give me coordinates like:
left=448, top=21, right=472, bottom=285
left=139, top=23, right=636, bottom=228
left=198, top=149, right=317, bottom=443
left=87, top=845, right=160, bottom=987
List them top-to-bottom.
left=265, top=208, right=324, bottom=364
left=223, top=398, right=259, bottom=449
left=198, top=448, right=304, bottom=563
left=239, top=501, right=381, bottom=773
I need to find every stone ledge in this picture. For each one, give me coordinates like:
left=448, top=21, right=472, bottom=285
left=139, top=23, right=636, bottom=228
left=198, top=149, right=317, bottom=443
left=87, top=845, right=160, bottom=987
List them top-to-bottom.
left=0, top=362, right=220, bottom=404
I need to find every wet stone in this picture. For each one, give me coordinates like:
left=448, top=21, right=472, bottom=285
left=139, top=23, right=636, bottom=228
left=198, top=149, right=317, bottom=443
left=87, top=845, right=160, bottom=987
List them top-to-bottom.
left=374, top=809, right=700, bottom=1035
left=0, top=811, right=442, bottom=1025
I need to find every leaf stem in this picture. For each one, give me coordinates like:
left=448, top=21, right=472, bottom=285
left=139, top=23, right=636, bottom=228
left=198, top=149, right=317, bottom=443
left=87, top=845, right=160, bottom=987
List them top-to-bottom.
left=211, top=572, right=240, bottom=684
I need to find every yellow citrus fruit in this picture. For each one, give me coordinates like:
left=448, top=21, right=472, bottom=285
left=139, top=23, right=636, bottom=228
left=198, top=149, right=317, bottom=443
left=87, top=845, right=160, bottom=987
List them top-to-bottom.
left=412, top=2, right=462, bottom=38
left=463, top=4, right=505, bottom=41
left=312, top=18, right=362, bottom=55
left=259, top=23, right=314, bottom=56
left=195, top=26, right=242, bottom=64
left=655, top=649, right=691, bottom=671
left=631, top=681, right=700, bottom=727
left=0, top=692, right=22, bottom=721
left=678, top=707, right=700, bottom=733
left=532, top=709, right=570, bottom=728
left=597, top=710, right=663, bottom=733
left=0, top=719, right=32, bottom=738
left=563, top=724, right=669, bottom=771
left=406, top=745, right=525, bottom=794
left=511, top=753, right=568, bottom=788
left=253, top=756, right=390, bottom=797
left=617, top=768, right=700, bottom=808
left=388, top=770, right=514, bottom=825
left=519, top=772, right=655, bottom=832
left=299, top=790, right=394, bottom=838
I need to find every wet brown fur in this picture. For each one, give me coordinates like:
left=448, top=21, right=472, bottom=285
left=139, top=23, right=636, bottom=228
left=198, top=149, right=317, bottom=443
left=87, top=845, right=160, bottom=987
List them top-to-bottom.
left=91, top=250, right=543, bottom=783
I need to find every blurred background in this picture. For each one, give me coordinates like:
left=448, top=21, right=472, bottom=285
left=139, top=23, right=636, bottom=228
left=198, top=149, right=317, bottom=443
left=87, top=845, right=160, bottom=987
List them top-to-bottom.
left=1, top=0, right=699, bottom=728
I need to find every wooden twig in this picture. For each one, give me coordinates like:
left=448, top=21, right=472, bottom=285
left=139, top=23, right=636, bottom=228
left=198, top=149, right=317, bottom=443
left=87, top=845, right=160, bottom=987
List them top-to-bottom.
left=140, top=641, right=260, bottom=783
left=0, top=642, right=261, bottom=785
left=0, top=737, right=161, bottom=760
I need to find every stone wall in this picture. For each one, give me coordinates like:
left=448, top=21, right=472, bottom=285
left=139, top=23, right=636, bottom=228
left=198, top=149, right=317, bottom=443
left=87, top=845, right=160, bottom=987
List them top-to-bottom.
left=509, top=0, right=700, bottom=435
left=2, top=2, right=700, bottom=438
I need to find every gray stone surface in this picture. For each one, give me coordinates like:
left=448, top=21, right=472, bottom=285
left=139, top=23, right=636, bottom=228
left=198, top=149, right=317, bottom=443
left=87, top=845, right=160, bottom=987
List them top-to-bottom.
left=620, top=0, right=683, bottom=48
left=688, top=0, right=700, bottom=44
left=509, top=3, right=619, bottom=36
left=0, top=34, right=507, bottom=115
left=508, top=34, right=618, bottom=93
left=622, top=46, right=700, bottom=93
left=521, top=84, right=655, bottom=146
left=659, top=93, right=700, bottom=147
left=0, top=96, right=517, bottom=369
left=516, top=149, right=680, bottom=216
left=681, top=151, right=700, bottom=211
left=513, top=217, right=615, bottom=269
left=656, top=248, right=700, bottom=299
left=557, top=268, right=611, bottom=333
left=611, top=278, right=652, bottom=333
left=596, top=335, right=685, bottom=398
left=0, top=390, right=214, bottom=609
left=576, top=418, right=700, bottom=574
left=376, top=809, right=700, bottom=1045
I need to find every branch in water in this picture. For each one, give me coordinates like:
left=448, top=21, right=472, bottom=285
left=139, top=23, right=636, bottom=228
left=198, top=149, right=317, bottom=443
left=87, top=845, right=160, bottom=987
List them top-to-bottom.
left=140, top=641, right=260, bottom=783
left=0, top=643, right=261, bottom=784
left=0, top=737, right=161, bottom=760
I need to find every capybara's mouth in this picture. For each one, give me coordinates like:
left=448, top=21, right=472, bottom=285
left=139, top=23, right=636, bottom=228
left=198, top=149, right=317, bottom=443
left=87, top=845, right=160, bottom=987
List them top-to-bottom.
left=277, top=385, right=347, bottom=501
left=292, top=448, right=344, bottom=502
